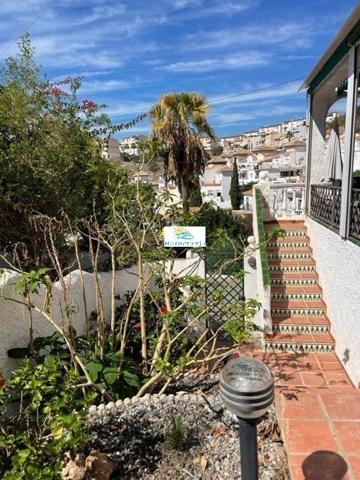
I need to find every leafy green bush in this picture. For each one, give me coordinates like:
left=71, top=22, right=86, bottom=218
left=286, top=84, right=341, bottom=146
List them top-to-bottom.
left=0, top=35, right=138, bottom=268
left=255, top=188, right=270, bottom=285
left=189, top=203, right=246, bottom=244
left=7, top=329, right=141, bottom=402
left=0, top=356, right=93, bottom=480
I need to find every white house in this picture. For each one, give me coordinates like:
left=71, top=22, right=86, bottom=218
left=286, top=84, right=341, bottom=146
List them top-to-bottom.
left=298, top=5, right=360, bottom=385
left=119, top=135, right=147, bottom=157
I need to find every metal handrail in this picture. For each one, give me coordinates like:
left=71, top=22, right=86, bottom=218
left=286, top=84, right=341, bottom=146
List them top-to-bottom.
left=310, top=184, right=342, bottom=228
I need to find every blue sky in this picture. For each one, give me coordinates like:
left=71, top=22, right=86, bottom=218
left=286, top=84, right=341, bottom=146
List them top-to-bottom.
left=0, top=0, right=357, bottom=137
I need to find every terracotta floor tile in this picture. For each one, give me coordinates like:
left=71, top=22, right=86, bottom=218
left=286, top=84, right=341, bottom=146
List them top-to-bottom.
left=299, top=272, right=319, bottom=279
left=303, top=286, right=322, bottom=294
left=306, top=300, right=326, bottom=308
left=267, top=333, right=296, bottom=342
left=292, top=333, right=315, bottom=343
left=311, top=333, right=334, bottom=344
left=295, top=353, right=320, bottom=364
left=315, top=353, right=339, bottom=362
left=270, top=361, right=300, bottom=373
left=319, top=361, right=344, bottom=372
left=297, top=362, right=320, bottom=374
left=275, top=371, right=304, bottom=386
left=323, top=371, right=352, bottom=388
left=300, top=372, right=328, bottom=387
left=320, top=392, right=360, bottom=420
left=282, top=393, right=325, bottom=420
left=284, top=419, right=338, bottom=454
left=332, top=422, right=360, bottom=454
left=288, top=454, right=307, bottom=480
left=347, top=455, right=360, bottom=479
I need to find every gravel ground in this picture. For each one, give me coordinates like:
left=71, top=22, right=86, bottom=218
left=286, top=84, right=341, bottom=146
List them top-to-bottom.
left=87, top=372, right=289, bottom=480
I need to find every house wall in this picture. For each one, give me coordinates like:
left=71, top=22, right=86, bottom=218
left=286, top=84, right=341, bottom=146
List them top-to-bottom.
left=221, top=172, right=232, bottom=203
left=306, top=217, right=360, bottom=387
left=0, top=266, right=142, bottom=378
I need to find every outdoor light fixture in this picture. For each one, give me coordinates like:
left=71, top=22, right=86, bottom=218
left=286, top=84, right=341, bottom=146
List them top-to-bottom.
left=220, top=356, right=274, bottom=480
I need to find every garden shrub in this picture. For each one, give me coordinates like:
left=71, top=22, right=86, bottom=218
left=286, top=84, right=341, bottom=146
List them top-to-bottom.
left=0, top=356, right=93, bottom=480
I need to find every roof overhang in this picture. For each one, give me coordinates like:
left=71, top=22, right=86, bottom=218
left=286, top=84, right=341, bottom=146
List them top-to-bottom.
left=302, top=4, right=360, bottom=94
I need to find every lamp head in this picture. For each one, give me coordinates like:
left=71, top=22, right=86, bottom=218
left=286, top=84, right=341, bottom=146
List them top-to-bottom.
left=220, top=356, right=274, bottom=419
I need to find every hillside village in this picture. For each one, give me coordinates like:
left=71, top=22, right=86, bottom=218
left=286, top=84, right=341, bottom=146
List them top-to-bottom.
left=102, top=111, right=360, bottom=218
left=101, top=116, right=313, bottom=216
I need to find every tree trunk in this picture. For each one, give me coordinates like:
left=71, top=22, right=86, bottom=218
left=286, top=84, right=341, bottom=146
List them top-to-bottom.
left=179, top=176, right=190, bottom=217
left=110, top=248, right=116, bottom=350
left=138, top=255, right=147, bottom=373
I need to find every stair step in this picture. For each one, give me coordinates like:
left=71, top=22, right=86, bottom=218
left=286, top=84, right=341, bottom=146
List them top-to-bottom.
left=265, top=220, right=305, bottom=228
left=266, top=224, right=334, bottom=353
left=280, top=231, right=307, bottom=238
left=267, top=241, right=310, bottom=248
left=268, top=252, right=312, bottom=260
left=269, top=257, right=315, bottom=265
left=270, top=265, right=316, bottom=273
left=271, top=278, right=319, bottom=286
left=271, top=284, right=321, bottom=293
left=271, top=293, right=322, bottom=301
left=271, top=307, right=326, bottom=316
left=272, top=314, right=329, bottom=324
left=272, top=323, right=329, bottom=334
left=265, top=332, right=335, bottom=353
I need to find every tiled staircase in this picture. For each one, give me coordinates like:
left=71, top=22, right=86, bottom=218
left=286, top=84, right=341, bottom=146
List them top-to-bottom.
left=264, top=219, right=335, bottom=353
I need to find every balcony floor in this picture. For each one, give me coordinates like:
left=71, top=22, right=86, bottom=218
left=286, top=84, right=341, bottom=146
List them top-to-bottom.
left=236, top=346, right=359, bottom=480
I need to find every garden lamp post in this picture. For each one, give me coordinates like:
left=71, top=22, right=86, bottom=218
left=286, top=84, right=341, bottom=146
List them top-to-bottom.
left=220, top=356, right=274, bottom=480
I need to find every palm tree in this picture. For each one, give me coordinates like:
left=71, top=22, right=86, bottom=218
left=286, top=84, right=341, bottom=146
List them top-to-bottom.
left=150, top=92, right=214, bottom=215
left=285, top=130, right=295, bottom=141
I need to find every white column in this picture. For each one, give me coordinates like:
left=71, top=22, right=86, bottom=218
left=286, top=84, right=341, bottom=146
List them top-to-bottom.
left=340, top=46, right=358, bottom=238
left=291, top=190, right=296, bottom=215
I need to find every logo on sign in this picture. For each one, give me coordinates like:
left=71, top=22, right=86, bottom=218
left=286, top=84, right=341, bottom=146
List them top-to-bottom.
left=163, top=226, right=206, bottom=248
left=174, top=227, right=194, bottom=241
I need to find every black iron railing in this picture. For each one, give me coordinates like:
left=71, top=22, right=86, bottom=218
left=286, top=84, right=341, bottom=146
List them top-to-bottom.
left=310, top=185, right=342, bottom=228
left=350, top=188, right=360, bottom=240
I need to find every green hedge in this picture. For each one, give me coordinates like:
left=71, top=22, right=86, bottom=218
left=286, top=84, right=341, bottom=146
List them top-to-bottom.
left=255, top=187, right=271, bottom=285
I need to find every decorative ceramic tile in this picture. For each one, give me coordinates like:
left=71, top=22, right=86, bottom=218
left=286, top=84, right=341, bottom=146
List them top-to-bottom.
left=283, top=231, right=307, bottom=237
left=268, top=242, right=310, bottom=248
left=268, top=253, right=312, bottom=259
left=269, top=265, right=316, bottom=273
left=271, top=279, right=318, bottom=286
left=271, top=293, right=322, bottom=301
left=271, top=308, right=326, bottom=316
left=273, top=324, right=329, bottom=334
left=265, top=341, right=334, bottom=352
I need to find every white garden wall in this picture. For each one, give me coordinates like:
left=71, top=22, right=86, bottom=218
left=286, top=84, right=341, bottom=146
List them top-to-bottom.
left=306, top=217, right=360, bottom=387
left=0, top=266, right=142, bottom=378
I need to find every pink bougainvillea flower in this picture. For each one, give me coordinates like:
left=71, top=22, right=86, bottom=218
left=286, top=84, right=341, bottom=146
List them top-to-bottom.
left=50, top=85, right=65, bottom=95
left=82, top=99, right=97, bottom=109
left=134, top=322, right=142, bottom=329
left=232, top=351, right=240, bottom=359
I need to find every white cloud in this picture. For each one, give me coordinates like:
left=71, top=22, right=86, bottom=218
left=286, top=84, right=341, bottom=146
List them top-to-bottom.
left=0, top=0, right=47, bottom=14
left=168, top=0, right=261, bottom=19
left=172, top=0, right=202, bottom=8
left=80, top=3, right=127, bottom=24
left=186, top=22, right=316, bottom=51
left=160, top=52, right=270, bottom=73
left=81, top=79, right=131, bottom=93
left=211, top=80, right=302, bottom=106
left=107, top=101, right=153, bottom=117
left=213, top=104, right=305, bottom=126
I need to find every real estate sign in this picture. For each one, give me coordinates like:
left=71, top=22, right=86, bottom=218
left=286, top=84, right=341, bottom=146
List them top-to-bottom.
left=163, top=226, right=206, bottom=248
